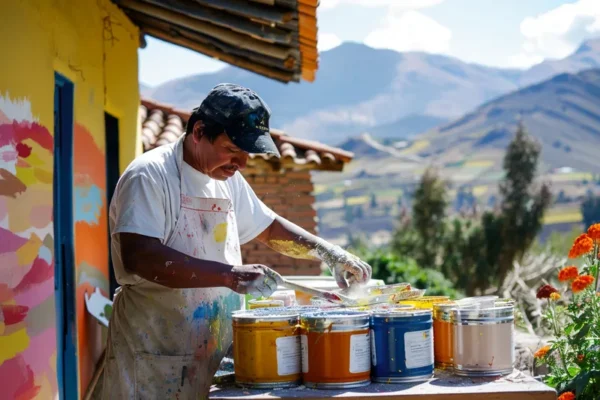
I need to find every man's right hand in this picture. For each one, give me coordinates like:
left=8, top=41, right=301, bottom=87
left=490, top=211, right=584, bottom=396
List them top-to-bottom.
left=227, top=264, right=282, bottom=298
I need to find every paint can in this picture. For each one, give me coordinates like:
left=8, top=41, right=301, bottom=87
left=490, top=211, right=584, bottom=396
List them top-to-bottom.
left=398, top=296, right=450, bottom=309
left=247, top=299, right=285, bottom=309
left=432, top=302, right=457, bottom=369
left=452, top=305, right=515, bottom=377
left=371, top=309, right=434, bottom=383
left=233, top=310, right=302, bottom=388
left=301, top=310, right=371, bottom=389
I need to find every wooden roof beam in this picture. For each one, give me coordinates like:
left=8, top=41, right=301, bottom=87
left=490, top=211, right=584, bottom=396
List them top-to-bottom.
left=119, top=0, right=294, bottom=45
left=121, top=1, right=297, bottom=60
left=143, top=26, right=298, bottom=82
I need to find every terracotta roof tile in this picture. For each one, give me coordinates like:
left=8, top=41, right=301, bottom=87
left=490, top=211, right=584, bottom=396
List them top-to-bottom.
left=140, top=97, right=353, bottom=172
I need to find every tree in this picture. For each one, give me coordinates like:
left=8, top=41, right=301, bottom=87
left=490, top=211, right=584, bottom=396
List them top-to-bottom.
left=495, top=123, right=552, bottom=288
left=390, top=124, right=550, bottom=295
left=392, top=167, right=447, bottom=268
left=581, top=191, right=600, bottom=227
left=370, top=193, right=378, bottom=209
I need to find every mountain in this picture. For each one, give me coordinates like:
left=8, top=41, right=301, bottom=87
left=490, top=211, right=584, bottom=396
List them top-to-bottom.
left=146, top=38, right=600, bottom=145
left=520, top=38, right=600, bottom=87
left=149, top=42, right=522, bottom=144
left=419, top=69, right=600, bottom=173
left=140, top=83, right=155, bottom=97
left=362, top=114, right=449, bottom=140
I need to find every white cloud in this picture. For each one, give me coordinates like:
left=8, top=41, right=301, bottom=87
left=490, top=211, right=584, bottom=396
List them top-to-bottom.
left=320, top=0, right=444, bottom=10
left=511, top=0, right=600, bottom=67
left=364, top=8, right=452, bottom=54
left=318, top=32, right=342, bottom=52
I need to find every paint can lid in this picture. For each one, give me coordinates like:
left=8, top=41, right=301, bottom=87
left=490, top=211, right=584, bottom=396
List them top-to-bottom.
left=457, top=296, right=499, bottom=308
left=451, top=305, right=514, bottom=323
left=371, top=308, right=432, bottom=319
left=233, top=309, right=300, bottom=324
left=301, top=310, right=370, bottom=331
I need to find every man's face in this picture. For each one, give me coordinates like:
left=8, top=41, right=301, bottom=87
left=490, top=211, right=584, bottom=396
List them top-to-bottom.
left=188, top=123, right=249, bottom=181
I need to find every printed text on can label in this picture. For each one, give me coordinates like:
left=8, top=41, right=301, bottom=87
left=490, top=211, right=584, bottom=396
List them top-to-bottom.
left=404, top=329, right=434, bottom=369
left=350, top=333, right=371, bottom=373
left=276, top=336, right=301, bottom=376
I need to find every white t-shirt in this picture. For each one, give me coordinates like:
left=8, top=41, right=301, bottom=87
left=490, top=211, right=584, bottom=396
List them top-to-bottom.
left=108, top=139, right=276, bottom=285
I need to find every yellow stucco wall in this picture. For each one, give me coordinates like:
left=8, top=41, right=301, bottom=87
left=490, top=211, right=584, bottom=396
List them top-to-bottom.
left=0, top=1, right=139, bottom=398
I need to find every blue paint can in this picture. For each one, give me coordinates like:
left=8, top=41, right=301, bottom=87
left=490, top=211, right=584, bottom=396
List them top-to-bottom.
left=371, top=309, right=434, bottom=383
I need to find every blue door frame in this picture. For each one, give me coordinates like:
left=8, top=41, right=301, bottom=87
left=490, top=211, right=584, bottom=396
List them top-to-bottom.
left=53, top=72, right=79, bottom=399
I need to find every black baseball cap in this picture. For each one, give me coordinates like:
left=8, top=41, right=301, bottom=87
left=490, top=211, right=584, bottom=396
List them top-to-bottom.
left=193, top=83, right=280, bottom=157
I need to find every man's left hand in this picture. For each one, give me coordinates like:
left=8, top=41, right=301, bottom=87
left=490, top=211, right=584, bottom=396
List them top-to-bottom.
left=322, top=245, right=372, bottom=289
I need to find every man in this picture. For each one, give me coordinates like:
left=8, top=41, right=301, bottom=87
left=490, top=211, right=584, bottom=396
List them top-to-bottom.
left=101, top=83, right=372, bottom=399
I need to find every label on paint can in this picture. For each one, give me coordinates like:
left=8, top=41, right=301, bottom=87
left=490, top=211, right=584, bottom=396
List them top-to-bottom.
left=404, top=328, right=434, bottom=369
left=370, top=329, right=377, bottom=366
left=349, top=333, right=371, bottom=373
left=301, top=335, right=309, bottom=373
left=276, top=336, right=301, bottom=376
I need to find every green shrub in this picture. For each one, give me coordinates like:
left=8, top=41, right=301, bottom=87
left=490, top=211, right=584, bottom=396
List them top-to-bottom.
left=365, top=251, right=463, bottom=299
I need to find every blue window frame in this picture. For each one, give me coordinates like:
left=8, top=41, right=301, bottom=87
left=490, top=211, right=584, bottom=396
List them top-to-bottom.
left=53, top=72, right=78, bottom=399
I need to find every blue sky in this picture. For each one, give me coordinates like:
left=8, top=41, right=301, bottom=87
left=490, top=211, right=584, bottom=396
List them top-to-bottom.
left=139, top=0, right=600, bottom=86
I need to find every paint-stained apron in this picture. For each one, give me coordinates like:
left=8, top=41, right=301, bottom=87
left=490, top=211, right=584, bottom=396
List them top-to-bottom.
left=101, top=139, right=243, bottom=400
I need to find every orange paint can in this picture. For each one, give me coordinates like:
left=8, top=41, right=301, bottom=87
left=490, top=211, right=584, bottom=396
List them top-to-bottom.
left=432, top=302, right=457, bottom=369
left=233, top=310, right=301, bottom=388
left=301, top=311, right=371, bottom=389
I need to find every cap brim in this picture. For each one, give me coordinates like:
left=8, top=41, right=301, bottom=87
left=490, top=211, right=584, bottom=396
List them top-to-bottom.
left=228, top=129, right=281, bottom=158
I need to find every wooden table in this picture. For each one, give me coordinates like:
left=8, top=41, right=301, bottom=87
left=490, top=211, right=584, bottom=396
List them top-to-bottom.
left=210, top=370, right=556, bottom=400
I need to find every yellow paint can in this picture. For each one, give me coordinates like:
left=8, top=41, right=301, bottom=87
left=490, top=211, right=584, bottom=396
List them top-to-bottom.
left=398, top=296, right=451, bottom=309
left=233, top=310, right=301, bottom=388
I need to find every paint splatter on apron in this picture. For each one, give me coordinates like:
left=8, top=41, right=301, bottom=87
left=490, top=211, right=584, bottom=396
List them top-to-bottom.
left=100, top=137, right=243, bottom=399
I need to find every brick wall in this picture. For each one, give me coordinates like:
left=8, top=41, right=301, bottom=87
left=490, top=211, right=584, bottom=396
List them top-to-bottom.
left=241, top=168, right=322, bottom=276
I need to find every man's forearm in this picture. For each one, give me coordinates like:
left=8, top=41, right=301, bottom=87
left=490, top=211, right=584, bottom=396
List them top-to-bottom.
left=257, top=216, right=337, bottom=264
left=120, top=233, right=234, bottom=289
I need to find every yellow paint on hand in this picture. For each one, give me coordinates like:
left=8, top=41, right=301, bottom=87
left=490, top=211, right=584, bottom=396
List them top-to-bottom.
left=213, top=222, right=228, bottom=243
left=17, top=233, right=42, bottom=266
left=0, top=327, right=30, bottom=364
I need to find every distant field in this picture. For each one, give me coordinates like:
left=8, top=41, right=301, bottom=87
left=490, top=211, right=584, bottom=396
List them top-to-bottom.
left=401, top=140, right=430, bottom=154
left=549, top=172, right=594, bottom=182
left=543, top=207, right=583, bottom=224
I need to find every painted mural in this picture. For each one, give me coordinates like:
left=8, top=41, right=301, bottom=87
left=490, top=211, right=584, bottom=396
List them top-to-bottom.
left=0, top=93, right=58, bottom=398
left=73, top=123, right=109, bottom=392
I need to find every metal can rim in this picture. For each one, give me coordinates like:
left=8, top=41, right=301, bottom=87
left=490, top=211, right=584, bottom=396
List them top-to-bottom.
left=371, top=308, right=432, bottom=319
left=233, top=310, right=300, bottom=324
left=301, top=310, right=370, bottom=331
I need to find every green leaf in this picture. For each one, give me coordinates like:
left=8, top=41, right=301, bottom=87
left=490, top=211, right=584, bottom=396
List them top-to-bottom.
left=575, top=324, right=592, bottom=341
left=565, top=325, right=574, bottom=335
left=567, top=364, right=581, bottom=377
left=574, top=371, right=591, bottom=397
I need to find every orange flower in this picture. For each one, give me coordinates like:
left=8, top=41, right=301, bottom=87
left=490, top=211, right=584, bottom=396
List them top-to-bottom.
left=587, top=223, right=600, bottom=240
left=568, top=234, right=594, bottom=258
left=558, top=266, right=579, bottom=282
left=572, top=275, right=595, bottom=293
left=550, top=292, right=561, bottom=301
left=534, top=345, right=551, bottom=359
left=558, top=392, right=575, bottom=400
